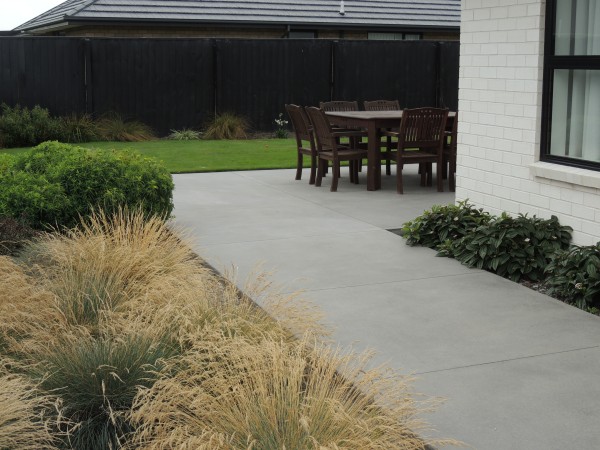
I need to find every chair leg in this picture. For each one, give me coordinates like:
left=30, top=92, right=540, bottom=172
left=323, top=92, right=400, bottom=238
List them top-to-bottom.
left=386, top=137, right=392, bottom=175
left=295, top=153, right=303, bottom=180
left=309, top=155, right=317, bottom=185
left=315, top=159, right=324, bottom=187
left=354, top=159, right=360, bottom=184
left=396, top=159, right=404, bottom=194
left=436, top=159, right=444, bottom=192
left=331, top=160, right=340, bottom=192
left=349, top=161, right=355, bottom=183
left=426, top=162, right=433, bottom=187
left=419, top=163, right=427, bottom=186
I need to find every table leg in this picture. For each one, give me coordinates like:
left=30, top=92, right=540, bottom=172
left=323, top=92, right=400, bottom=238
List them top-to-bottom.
left=366, top=124, right=382, bottom=190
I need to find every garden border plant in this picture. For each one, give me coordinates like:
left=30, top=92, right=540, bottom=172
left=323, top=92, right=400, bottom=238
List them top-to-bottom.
left=0, top=141, right=174, bottom=230
left=401, top=201, right=600, bottom=314
left=0, top=209, right=457, bottom=449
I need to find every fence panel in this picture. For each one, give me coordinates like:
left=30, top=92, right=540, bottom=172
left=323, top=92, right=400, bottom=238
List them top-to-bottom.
left=0, top=37, right=86, bottom=115
left=0, top=37, right=459, bottom=134
left=89, top=39, right=214, bottom=135
left=216, top=39, right=331, bottom=132
left=333, top=40, right=439, bottom=109
left=439, top=42, right=460, bottom=110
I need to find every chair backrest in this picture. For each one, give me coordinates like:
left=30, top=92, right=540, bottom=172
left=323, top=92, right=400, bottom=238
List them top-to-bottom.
left=364, top=100, right=400, bottom=111
left=319, top=101, right=359, bottom=112
left=285, top=104, right=312, bottom=144
left=305, top=106, right=337, bottom=153
left=398, top=107, right=449, bottom=152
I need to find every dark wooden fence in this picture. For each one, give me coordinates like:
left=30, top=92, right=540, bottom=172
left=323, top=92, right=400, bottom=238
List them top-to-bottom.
left=0, top=37, right=459, bottom=135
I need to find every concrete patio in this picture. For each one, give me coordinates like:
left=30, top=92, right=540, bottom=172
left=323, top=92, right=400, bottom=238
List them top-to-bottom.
left=172, top=166, right=600, bottom=450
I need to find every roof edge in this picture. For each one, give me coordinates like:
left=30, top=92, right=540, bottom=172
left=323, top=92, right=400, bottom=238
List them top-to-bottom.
left=18, top=15, right=460, bottom=33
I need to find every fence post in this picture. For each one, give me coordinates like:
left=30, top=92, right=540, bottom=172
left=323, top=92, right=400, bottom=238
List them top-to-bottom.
left=84, top=38, right=93, bottom=115
left=212, top=39, right=218, bottom=117
left=329, top=40, right=336, bottom=101
left=434, top=42, right=441, bottom=107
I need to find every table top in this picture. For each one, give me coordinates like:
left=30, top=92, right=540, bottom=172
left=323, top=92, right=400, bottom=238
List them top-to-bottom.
left=325, top=110, right=456, bottom=119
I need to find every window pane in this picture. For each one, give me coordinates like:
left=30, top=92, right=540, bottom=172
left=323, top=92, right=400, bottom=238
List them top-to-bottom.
left=555, top=0, right=600, bottom=55
left=288, top=31, right=316, bottom=39
left=368, top=32, right=401, bottom=40
left=403, top=34, right=421, bottom=41
left=551, top=69, right=600, bottom=162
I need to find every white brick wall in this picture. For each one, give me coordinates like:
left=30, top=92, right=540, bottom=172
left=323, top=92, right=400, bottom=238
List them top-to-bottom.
left=457, top=0, right=600, bottom=245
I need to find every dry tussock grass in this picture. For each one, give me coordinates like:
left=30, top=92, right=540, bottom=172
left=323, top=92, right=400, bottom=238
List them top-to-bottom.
left=0, top=209, right=456, bottom=449
left=0, top=256, right=65, bottom=356
left=130, top=332, right=449, bottom=450
left=0, top=363, right=58, bottom=450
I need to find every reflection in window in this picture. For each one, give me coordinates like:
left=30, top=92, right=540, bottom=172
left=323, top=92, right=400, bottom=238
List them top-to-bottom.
left=555, top=0, right=600, bottom=56
left=551, top=70, right=600, bottom=162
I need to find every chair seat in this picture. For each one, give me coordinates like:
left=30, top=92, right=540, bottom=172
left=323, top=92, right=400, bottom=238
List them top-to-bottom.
left=318, top=148, right=367, bottom=160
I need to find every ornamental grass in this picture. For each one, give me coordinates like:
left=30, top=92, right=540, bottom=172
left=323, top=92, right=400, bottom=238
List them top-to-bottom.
left=0, top=209, right=455, bottom=449
left=0, top=364, right=58, bottom=450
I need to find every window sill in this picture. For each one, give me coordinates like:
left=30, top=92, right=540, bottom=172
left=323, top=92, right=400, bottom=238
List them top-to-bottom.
left=529, top=162, right=600, bottom=189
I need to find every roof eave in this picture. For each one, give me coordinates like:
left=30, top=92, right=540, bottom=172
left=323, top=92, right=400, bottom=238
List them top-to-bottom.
left=19, top=15, right=460, bottom=34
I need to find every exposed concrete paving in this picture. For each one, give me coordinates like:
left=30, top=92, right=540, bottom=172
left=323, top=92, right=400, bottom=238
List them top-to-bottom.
left=173, top=167, right=600, bottom=450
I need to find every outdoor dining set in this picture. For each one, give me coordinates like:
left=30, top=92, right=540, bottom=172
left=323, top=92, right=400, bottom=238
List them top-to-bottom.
left=285, top=101, right=458, bottom=194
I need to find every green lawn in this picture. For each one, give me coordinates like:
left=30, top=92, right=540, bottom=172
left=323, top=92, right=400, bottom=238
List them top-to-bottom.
left=0, top=138, right=301, bottom=173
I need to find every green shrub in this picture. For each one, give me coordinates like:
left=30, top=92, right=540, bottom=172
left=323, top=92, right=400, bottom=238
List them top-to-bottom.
left=0, top=104, right=62, bottom=148
left=203, top=112, right=249, bottom=139
left=59, top=113, right=98, bottom=143
left=95, top=113, right=155, bottom=142
left=167, top=128, right=201, bottom=140
left=0, top=141, right=174, bottom=229
left=0, top=169, right=68, bottom=229
left=401, top=200, right=492, bottom=253
left=451, top=213, right=572, bottom=282
left=545, top=242, right=600, bottom=310
left=31, top=331, right=176, bottom=449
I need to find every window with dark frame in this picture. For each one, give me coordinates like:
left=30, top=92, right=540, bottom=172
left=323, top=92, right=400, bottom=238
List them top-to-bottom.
left=542, top=0, right=600, bottom=171
left=287, top=30, right=316, bottom=39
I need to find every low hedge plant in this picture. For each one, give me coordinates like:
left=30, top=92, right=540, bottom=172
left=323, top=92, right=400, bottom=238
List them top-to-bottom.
left=0, top=104, right=63, bottom=148
left=0, top=141, right=174, bottom=230
left=401, top=200, right=492, bottom=252
left=403, top=205, right=573, bottom=284
left=450, top=213, right=572, bottom=282
left=545, top=242, right=600, bottom=311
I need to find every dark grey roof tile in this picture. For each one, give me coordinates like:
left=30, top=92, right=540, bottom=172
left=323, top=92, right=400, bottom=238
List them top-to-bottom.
left=16, top=0, right=460, bottom=31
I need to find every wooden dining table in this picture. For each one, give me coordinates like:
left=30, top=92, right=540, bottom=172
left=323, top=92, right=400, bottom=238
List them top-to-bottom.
left=325, top=110, right=456, bottom=191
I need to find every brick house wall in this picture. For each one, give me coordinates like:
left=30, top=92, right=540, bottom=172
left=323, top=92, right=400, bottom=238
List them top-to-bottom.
left=457, top=0, right=600, bottom=245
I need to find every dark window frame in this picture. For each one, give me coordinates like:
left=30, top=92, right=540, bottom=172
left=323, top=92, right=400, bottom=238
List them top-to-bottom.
left=541, top=0, right=600, bottom=171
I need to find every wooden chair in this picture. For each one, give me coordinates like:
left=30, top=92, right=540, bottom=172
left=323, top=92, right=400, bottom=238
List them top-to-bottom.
left=319, top=100, right=360, bottom=112
left=363, top=100, right=400, bottom=111
left=364, top=100, right=401, bottom=175
left=319, top=101, right=367, bottom=170
left=285, top=104, right=318, bottom=184
left=305, top=106, right=367, bottom=192
left=383, top=107, right=449, bottom=194
left=443, top=111, right=458, bottom=192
